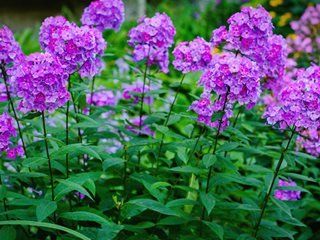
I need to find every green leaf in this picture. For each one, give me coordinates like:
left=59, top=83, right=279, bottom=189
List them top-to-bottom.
left=154, top=125, right=185, bottom=140
left=216, top=142, right=240, bottom=153
left=51, top=144, right=102, bottom=161
left=177, top=147, right=188, bottom=164
left=202, top=154, right=217, bottom=168
left=22, top=157, right=47, bottom=168
left=102, top=158, right=124, bottom=171
left=169, top=166, right=202, bottom=174
left=283, top=173, right=316, bottom=182
left=83, top=179, right=96, bottom=196
left=55, top=180, right=93, bottom=201
left=200, top=192, right=216, bottom=215
left=271, top=197, right=292, bottom=217
left=129, top=199, right=179, bottom=216
left=166, top=199, right=197, bottom=208
left=36, top=200, right=57, bottom=222
left=60, top=211, right=109, bottom=225
left=157, top=216, right=190, bottom=226
left=0, top=220, right=90, bottom=240
left=259, top=220, right=295, bottom=240
left=124, top=221, right=155, bottom=232
left=203, top=221, right=224, bottom=240
left=97, top=222, right=123, bottom=240
left=0, top=226, right=16, bottom=240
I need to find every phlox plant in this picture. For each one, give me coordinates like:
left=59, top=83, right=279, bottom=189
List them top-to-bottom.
left=0, top=1, right=319, bottom=240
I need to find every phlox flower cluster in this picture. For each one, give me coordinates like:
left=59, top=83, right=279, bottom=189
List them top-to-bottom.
left=81, top=0, right=125, bottom=32
left=287, top=4, right=320, bottom=57
left=191, top=6, right=285, bottom=130
left=211, top=6, right=287, bottom=82
left=128, top=13, right=176, bottom=73
left=39, top=16, right=107, bottom=78
left=0, top=26, right=25, bottom=66
left=173, top=37, right=212, bottom=73
left=13, top=52, right=70, bottom=113
left=191, top=52, right=260, bottom=129
left=263, top=66, right=320, bottom=130
left=122, top=81, right=153, bottom=105
left=0, top=83, right=7, bottom=102
left=86, top=87, right=118, bottom=118
left=87, top=88, right=117, bottom=107
left=190, top=92, right=233, bottom=129
left=0, top=113, right=16, bottom=152
left=127, top=116, right=154, bottom=137
left=296, top=129, right=320, bottom=157
left=6, top=145, right=24, bottom=159
left=274, top=179, right=301, bottom=201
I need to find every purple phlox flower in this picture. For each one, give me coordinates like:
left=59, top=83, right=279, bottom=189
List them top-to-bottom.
left=81, top=0, right=125, bottom=32
left=287, top=4, right=320, bottom=56
left=128, top=13, right=176, bottom=73
left=39, top=16, right=107, bottom=78
left=0, top=26, right=25, bottom=66
left=173, top=37, right=212, bottom=73
left=13, top=52, right=70, bottom=113
left=199, top=52, right=261, bottom=107
left=263, top=65, right=320, bottom=130
left=122, top=80, right=154, bottom=105
left=0, top=83, right=7, bottom=102
left=87, top=87, right=117, bottom=107
left=0, top=113, right=16, bottom=153
left=126, top=116, right=154, bottom=137
left=296, top=128, right=320, bottom=157
left=6, top=145, right=24, bottom=159
left=274, top=179, right=301, bottom=201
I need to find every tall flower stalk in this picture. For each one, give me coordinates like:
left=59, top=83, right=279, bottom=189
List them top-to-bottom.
left=0, top=62, right=27, bottom=158
left=156, top=74, right=185, bottom=167
left=201, top=89, right=230, bottom=221
left=41, top=112, right=55, bottom=207
left=253, top=127, right=296, bottom=237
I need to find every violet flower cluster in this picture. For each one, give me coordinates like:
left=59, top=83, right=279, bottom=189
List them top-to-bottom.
left=81, top=0, right=125, bottom=32
left=287, top=4, right=320, bottom=58
left=190, top=6, right=286, bottom=130
left=211, top=6, right=288, bottom=82
left=128, top=13, right=176, bottom=73
left=39, top=16, right=107, bottom=79
left=0, top=26, right=25, bottom=66
left=173, top=37, right=212, bottom=73
left=13, top=52, right=70, bottom=113
left=191, top=52, right=261, bottom=129
left=263, top=66, right=320, bottom=130
left=122, top=81, right=153, bottom=105
left=0, top=83, right=7, bottom=102
left=86, top=87, right=118, bottom=118
left=87, top=88, right=117, bottom=107
left=0, top=112, right=23, bottom=158
left=0, top=113, right=16, bottom=153
left=127, top=116, right=154, bottom=137
left=296, top=129, right=320, bottom=157
left=274, top=179, right=301, bottom=201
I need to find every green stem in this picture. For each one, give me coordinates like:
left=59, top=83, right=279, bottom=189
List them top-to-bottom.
left=137, top=54, right=150, bottom=165
left=0, top=62, right=27, bottom=158
left=156, top=74, right=186, bottom=168
left=89, top=77, right=96, bottom=115
left=201, top=89, right=230, bottom=221
left=66, top=93, right=70, bottom=178
left=223, top=106, right=242, bottom=158
left=41, top=112, right=56, bottom=222
left=253, top=127, right=296, bottom=238
left=122, top=144, right=128, bottom=200
left=0, top=177, right=8, bottom=220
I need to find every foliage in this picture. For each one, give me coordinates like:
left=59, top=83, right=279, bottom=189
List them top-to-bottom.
left=0, top=0, right=319, bottom=240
